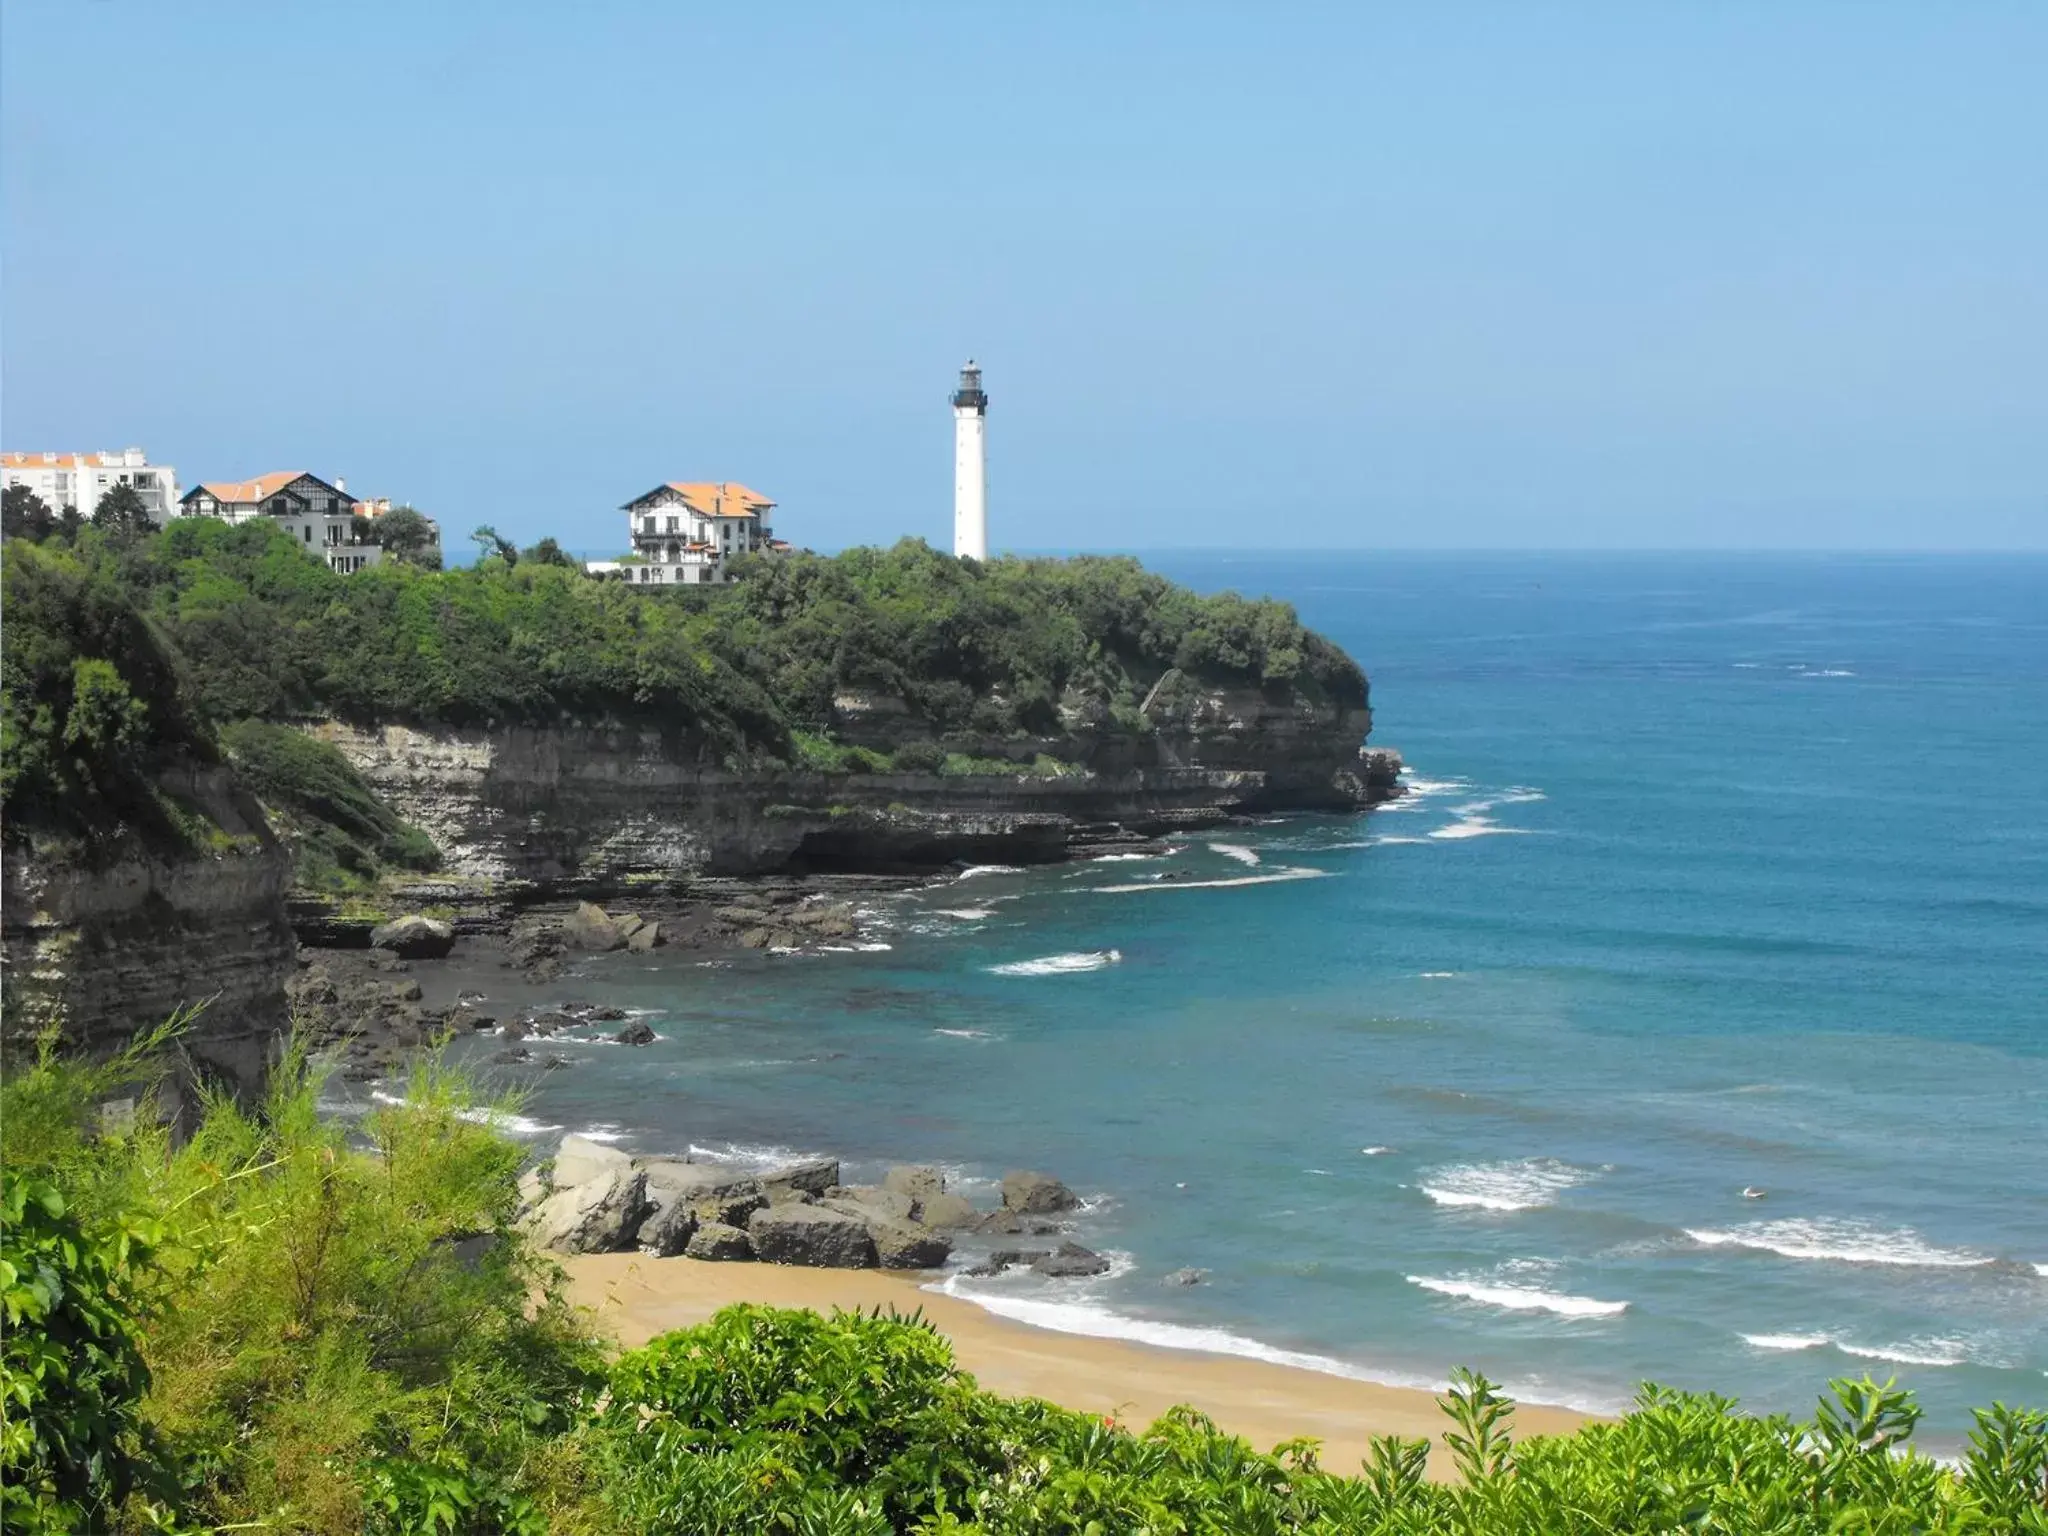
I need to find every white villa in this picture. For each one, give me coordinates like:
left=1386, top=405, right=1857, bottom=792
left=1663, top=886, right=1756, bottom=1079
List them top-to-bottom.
left=2, top=448, right=179, bottom=524
left=179, top=471, right=383, bottom=574
left=587, top=481, right=786, bottom=586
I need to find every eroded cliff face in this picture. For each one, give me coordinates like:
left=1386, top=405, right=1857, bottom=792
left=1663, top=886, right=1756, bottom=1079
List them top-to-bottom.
left=307, top=679, right=1399, bottom=895
left=1, top=766, right=296, bottom=1099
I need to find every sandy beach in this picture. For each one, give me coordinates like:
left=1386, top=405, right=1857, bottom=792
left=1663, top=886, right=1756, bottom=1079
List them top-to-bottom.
left=560, top=1254, right=1589, bottom=1474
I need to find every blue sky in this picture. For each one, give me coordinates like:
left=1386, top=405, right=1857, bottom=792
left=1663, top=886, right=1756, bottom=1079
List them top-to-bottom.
left=4, top=3, right=2042, bottom=551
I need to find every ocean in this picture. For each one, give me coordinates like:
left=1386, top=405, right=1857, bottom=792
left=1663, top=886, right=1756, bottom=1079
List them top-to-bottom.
left=470, top=552, right=2048, bottom=1442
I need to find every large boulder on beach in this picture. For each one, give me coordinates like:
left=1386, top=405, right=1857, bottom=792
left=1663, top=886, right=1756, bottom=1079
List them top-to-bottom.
left=563, top=902, right=629, bottom=952
left=369, top=914, right=456, bottom=959
left=627, top=921, right=662, bottom=952
left=553, top=1134, right=631, bottom=1190
left=760, top=1158, right=841, bottom=1202
left=639, top=1161, right=768, bottom=1239
left=882, top=1165, right=947, bottom=1207
left=523, top=1166, right=650, bottom=1253
left=1002, top=1170, right=1081, bottom=1215
left=823, top=1186, right=917, bottom=1226
left=916, top=1191, right=979, bottom=1230
left=747, top=1204, right=877, bottom=1268
left=867, top=1219, right=953, bottom=1270
left=684, top=1221, right=754, bottom=1261
left=1032, top=1240, right=1110, bottom=1278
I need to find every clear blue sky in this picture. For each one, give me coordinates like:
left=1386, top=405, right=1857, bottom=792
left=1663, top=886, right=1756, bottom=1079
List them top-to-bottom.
left=4, top=3, right=2043, bottom=551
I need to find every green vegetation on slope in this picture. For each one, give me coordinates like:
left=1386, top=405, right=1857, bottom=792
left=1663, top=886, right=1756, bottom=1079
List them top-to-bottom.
left=217, top=720, right=440, bottom=891
left=4, top=1037, right=2045, bottom=1534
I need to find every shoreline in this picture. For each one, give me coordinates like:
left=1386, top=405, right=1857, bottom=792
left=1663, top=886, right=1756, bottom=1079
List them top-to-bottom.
left=559, top=1253, right=1590, bottom=1475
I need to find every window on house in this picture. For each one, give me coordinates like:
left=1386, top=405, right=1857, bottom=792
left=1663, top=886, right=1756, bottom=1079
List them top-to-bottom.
left=666, top=516, right=679, bottom=533
left=643, top=517, right=656, bottom=534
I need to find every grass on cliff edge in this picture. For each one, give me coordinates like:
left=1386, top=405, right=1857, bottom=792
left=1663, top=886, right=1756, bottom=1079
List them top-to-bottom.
left=4, top=1033, right=2045, bottom=1534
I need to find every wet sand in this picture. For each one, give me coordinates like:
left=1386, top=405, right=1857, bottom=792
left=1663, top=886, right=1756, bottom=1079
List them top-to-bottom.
left=559, top=1253, right=1589, bottom=1475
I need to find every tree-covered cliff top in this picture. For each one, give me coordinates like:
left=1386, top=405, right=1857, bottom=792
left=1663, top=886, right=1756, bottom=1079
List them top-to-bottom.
left=2, top=520, right=1367, bottom=844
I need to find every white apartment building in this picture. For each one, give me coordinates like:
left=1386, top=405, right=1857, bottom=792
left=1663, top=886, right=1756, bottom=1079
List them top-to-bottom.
left=2, top=448, right=179, bottom=524
left=179, top=471, right=383, bottom=574
left=587, top=481, right=785, bottom=586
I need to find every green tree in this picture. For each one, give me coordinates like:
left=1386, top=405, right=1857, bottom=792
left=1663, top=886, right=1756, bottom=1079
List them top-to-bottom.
left=89, top=483, right=153, bottom=541
left=3, top=484, right=58, bottom=542
left=374, top=506, right=441, bottom=569
left=470, top=525, right=517, bottom=567
left=520, top=536, right=578, bottom=569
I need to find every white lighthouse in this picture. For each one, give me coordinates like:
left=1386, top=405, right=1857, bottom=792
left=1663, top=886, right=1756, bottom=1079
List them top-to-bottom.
left=951, top=358, right=988, bottom=561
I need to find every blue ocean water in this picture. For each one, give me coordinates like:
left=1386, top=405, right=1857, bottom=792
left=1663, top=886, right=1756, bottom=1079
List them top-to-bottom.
left=488, top=553, right=2048, bottom=1440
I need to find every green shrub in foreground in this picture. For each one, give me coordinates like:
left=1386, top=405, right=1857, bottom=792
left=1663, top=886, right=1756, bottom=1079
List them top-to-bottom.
left=585, top=1304, right=2048, bottom=1535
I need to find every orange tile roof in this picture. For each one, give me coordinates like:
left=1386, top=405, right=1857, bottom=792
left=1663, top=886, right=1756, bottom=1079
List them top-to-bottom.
left=189, top=471, right=322, bottom=504
left=670, top=481, right=773, bottom=518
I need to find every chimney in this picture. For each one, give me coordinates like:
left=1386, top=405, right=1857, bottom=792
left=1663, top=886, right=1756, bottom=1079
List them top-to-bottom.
left=335, top=476, right=347, bottom=492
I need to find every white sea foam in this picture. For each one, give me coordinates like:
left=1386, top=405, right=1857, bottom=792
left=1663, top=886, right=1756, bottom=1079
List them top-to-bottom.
left=1397, top=775, right=1470, bottom=798
left=1430, top=818, right=1532, bottom=840
left=1373, top=835, right=1431, bottom=845
left=1210, top=843, right=1262, bottom=866
left=1088, top=852, right=1161, bottom=863
left=955, top=864, right=1023, bottom=880
left=1093, top=866, right=1332, bottom=894
left=935, top=907, right=995, bottom=920
left=852, top=941, right=893, bottom=951
left=988, top=949, right=1122, bottom=977
left=1418, top=971, right=1458, bottom=979
left=933, top=1027, right=996, bottom=1040
left=369, top=1089, right=561, bottom=1137
left=575, top=1126, right=628, bottom=1143
left=684, top=1139, right=820, bottom=1171
left=1361, top=1146, right=1394, bottom=1156
left=1419, top=1158, right=1597, bottom=1212
left=1685, top=1218, right=1993, bottom=1269
left=2035, top=1262, right=2048, bottom=1278
left=1407, top=1275, right=1628, bottom=1319
left=929, top=1276, right=1442, bottom=1392
left=1743, top=1333, right=1831, bottom=1352
left=1837, top=1338, right=1968, bottom=1368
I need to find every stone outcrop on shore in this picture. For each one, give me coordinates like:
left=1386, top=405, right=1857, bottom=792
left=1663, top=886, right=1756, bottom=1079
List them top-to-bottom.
left=518, top=1134, right=1107, bottom=1278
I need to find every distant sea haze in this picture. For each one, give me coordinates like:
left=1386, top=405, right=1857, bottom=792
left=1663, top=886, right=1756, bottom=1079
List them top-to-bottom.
left=468, top=552, right=2048, bottom=1443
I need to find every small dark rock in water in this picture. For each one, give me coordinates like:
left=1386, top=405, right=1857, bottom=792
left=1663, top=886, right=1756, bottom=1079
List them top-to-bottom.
left=457, top=989, right=487, bottom=1006
left=588, top=1005, right=627, bottom=1022
left=529, top=1010, right=577, bottom=1035
left=501, top=1018, right=530, bottom=1043
left=613, top=1021, right=656, bottom=1046
left=490, top=1047, right=532, bottom=1065
left=541, top=1054, right=574, bottom=1071
left=1032, top=1241, right=1111, bottom=1278
left=988, top=1248, right=1051, bottom=1272
left=1164, top=1267, right=1208, bottom=1287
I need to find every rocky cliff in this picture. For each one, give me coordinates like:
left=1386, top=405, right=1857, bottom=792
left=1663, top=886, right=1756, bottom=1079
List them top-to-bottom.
left=306, top=678, right=1400, bottom=898
left=0, top=763, right=296, bottom=1102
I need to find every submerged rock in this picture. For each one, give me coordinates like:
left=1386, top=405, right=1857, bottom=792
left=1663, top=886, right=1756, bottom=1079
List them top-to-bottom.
left=613, top=1020, right=656, bottom=1046
left=1164, top=1267, right=1208, bottom=1287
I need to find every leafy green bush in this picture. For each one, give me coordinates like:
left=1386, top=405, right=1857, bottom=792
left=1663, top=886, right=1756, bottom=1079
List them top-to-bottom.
left=220, top=719, right=440, bottom=890
left=0, top=1033, right=607, bottom=1534
left=576, top=1308, right=2048, bottom=1534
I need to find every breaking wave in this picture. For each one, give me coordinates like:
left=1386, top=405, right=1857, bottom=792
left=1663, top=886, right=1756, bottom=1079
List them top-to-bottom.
left=1210, top=843, right=1262, bottom=866
left=1093, top=867, right=1332, bottom=894
left=988, top=950, right=1122, bottom=977
left=1419, top=1158, right=1598, bottom=1212
left=1685, top=1218, right=1993, bottom=1269
left=1407, top=1275, right=1628, bottom=1319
